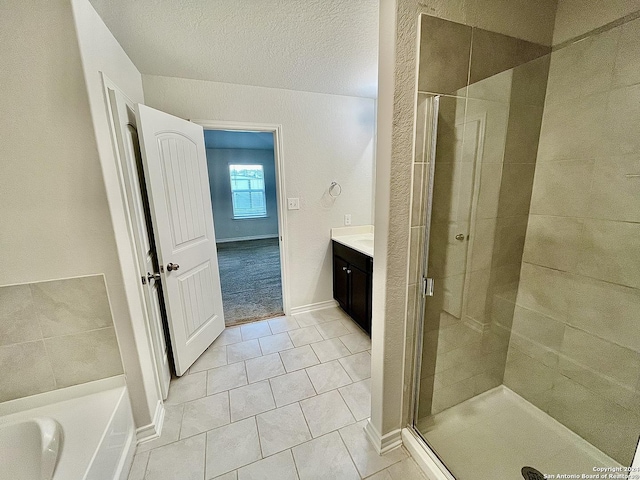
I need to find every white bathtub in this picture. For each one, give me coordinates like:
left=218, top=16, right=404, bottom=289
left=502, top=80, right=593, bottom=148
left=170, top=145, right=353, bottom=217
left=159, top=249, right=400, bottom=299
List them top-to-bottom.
left=0, top=376, right=135, bottom=480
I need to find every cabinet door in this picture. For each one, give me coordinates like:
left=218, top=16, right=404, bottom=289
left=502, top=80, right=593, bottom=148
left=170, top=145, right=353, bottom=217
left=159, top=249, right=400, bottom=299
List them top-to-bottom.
left=333, top=256, right=349, bottom=310
left=349, top=265, right=371, bottom=334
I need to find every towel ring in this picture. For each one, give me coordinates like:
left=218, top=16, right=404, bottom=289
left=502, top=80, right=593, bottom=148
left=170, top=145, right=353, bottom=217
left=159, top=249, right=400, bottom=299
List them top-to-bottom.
left=329, top=182, right=342, bottom=198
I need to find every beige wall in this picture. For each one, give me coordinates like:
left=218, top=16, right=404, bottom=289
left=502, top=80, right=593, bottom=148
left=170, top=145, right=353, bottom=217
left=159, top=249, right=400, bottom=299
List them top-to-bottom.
left=0, top=0, right=160, bottom=430
left=0, top=0, right=128, bottom=395
left=0, top=0, right=115, bottom=305
left=71, top=0, right=165, bottom=431
left=370, top=0, right=558, bottom=443
left=505, top=16, right=640, bottom=465
left=141, top=75, right=376, bottom=311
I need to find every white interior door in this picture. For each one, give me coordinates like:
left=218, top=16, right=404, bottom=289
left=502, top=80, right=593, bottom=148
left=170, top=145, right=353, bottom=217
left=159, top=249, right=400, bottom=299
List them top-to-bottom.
left=107, top=84, right=171, bottom=398
left=136, top=104, right=225, bottom=376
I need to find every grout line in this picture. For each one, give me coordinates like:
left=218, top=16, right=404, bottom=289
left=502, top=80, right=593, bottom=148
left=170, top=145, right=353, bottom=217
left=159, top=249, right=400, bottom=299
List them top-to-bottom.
left=553, top=9, right=640, bottom=52
left=466, top=26, right=474, bottom=93
left=527, top=211, right=640, bottom=226
left=521, top=260, right=640, bottom=290
left=41, top=325, right=117, bottom=341
left=39, top=338, right=58, bottom=390
left=243, top=361, right=249, bottom=392
left=303, top=368, right=319, bottom=396
left=266, top=377, right=277, bottom=412
left=336, top=383, right=362, bottom=423
left=297, top=400, right=315, bottom=439
left=177, top=403, right=186, bottom=441
left=137, top=405, right=187, bottom=454
left=253, top=415, right=265, bottom=460
left=202, top=429, right=208, bottom=480
left=336, top=429, right=364, bottom=479
left=289, top=447, right=303, bottom=479
left=141, top=449, right=151, bottom=480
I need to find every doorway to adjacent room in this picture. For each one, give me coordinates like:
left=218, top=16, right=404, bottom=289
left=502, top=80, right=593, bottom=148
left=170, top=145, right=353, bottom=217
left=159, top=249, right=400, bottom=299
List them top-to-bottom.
left=202, top=128, right=287, bottom=326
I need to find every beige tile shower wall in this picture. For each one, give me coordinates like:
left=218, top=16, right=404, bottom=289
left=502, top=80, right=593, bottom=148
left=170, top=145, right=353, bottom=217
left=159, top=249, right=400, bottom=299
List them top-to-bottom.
left=395, top=0, right=558, bottom=432
left=553, top=0, right=640, bottom=45
left=411, top=15, right=551, bottom=419
left=506, top=17, right=640, bottom=465
left=0, top=275, right=124, bottom=402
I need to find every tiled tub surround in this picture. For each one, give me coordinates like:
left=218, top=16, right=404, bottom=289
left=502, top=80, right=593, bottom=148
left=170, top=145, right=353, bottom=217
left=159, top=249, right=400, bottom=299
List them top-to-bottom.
left=504, top=15, right=640, bottom=465
left=0, top=275, right=124, bottom=402
left=128, top=308, right=427, bottom=480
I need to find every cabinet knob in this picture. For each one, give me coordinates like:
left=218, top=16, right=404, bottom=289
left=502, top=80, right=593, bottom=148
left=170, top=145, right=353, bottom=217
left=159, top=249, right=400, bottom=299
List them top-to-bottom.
left=342, top=266, right=348, bottom=271
left=347, top=269, right=352, bottom=274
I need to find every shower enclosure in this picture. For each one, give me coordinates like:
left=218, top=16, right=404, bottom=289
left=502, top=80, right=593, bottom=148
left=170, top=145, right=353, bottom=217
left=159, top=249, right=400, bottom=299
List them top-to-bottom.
left=409, top=13, right=640, bottom=479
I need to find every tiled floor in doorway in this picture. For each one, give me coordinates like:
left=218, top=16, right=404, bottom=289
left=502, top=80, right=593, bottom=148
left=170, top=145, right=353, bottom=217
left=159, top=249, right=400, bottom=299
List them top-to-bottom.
left=127, top=307, right=427, bottom=480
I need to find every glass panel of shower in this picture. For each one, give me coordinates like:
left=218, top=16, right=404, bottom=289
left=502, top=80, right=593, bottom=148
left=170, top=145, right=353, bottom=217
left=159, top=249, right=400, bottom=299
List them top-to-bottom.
left=411, top=13, right=640, bottom=480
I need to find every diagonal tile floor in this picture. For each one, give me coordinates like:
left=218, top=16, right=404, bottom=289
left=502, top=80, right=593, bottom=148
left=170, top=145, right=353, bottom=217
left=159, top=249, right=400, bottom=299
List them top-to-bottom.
left=128, top=307, right=428, bottom=480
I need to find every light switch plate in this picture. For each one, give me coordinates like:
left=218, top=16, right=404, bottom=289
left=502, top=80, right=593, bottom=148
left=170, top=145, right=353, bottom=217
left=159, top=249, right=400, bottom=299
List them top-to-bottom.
left=287, top=197, right=300, bottom=210
left=344, top=214, right=352, bottom=226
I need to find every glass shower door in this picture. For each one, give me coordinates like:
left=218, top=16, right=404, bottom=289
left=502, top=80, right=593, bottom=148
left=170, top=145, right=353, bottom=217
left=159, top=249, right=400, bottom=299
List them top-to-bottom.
left=411, top=12, right=640, bottom=480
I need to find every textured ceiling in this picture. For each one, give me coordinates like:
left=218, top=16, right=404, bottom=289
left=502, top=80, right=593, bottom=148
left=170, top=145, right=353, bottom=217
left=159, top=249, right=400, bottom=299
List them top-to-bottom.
left=89, top=0, right=379, bottom=98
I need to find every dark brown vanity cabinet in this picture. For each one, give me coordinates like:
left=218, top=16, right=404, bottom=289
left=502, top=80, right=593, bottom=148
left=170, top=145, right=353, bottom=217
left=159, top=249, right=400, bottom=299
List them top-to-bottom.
left=332, top=241, right=372, bottom=335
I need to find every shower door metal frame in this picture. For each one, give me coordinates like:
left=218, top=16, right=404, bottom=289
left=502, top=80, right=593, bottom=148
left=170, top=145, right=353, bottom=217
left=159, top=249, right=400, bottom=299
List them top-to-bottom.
left=409, top=93, right=457, bottom=480
left=410, top=93, right=438, bottom=429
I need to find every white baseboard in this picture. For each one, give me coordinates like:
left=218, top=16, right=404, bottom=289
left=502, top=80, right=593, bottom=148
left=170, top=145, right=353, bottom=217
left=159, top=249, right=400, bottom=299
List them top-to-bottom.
left=216, top=234, right=279, bottom=243
left=289, top=300, right=339, bottom=316
left=136, top=400, right=165, bottom=444
left=364, top=419, right=403, bottom=454
left=401, top=428, right=455, bottom=480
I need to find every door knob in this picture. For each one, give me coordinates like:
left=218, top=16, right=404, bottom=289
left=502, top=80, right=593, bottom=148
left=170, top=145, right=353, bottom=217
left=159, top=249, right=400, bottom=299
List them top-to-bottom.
left=455, top=234, right=465, bottom=241
left=167, top=263, right=180, bottom=272
left=147, top=272, right=161, bottom=282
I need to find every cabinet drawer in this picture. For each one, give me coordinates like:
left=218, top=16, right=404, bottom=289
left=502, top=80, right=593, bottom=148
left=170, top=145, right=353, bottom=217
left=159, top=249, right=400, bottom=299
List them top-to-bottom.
left=332, top=241, right=373, bottom=273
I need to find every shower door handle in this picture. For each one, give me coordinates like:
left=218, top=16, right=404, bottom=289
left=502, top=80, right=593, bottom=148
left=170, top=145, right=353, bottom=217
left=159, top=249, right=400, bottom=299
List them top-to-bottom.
left=422, top=277, right=434, bottom=297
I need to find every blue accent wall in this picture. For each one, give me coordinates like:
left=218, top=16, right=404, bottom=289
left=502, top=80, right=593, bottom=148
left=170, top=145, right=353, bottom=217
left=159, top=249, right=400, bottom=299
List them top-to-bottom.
left=205, top=130, right=279, bottom=242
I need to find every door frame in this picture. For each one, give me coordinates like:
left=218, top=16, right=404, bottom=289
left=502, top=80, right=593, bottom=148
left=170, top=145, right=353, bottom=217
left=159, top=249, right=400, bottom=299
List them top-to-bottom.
left=101, top=73, right=169, bottom=401
left=458, top=111, right=487, bottom=332
left=191, top=120, right=291, bottom=316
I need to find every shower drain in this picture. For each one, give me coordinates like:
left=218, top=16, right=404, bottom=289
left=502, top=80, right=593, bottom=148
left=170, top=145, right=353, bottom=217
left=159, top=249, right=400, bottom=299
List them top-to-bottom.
left=521, top=466, right=545, bottom=480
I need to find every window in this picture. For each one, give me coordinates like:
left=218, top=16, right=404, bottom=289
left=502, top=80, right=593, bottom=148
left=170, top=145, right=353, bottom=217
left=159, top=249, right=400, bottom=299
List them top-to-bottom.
left=229, top=164, right=267, bottom=218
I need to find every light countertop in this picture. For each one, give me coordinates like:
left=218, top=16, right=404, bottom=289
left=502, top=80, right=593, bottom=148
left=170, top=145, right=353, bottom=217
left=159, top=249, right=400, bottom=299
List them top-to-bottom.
left=331, top=225, right=374, bottom=257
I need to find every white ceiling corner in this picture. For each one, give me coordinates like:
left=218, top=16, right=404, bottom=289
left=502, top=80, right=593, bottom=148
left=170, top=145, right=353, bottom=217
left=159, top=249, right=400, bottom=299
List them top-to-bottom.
left=88, top=0, right=379, bottom=98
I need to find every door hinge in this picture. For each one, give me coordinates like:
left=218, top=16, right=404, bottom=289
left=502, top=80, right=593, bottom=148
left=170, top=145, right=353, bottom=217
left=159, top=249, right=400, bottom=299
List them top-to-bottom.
left=422, top=277, right=434, bottom=297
